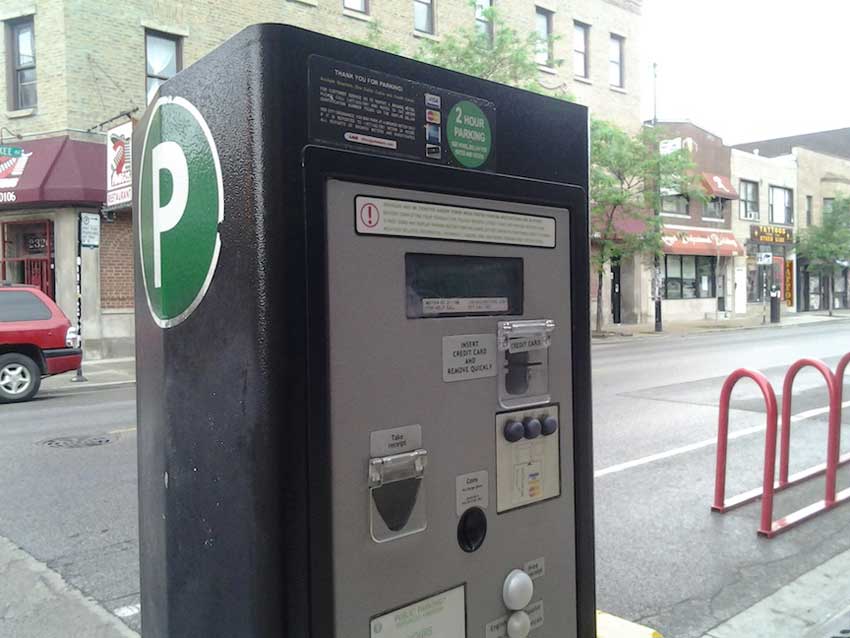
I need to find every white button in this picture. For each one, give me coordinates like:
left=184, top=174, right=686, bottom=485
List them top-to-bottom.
left=502, top=569, right=533, bottom=610
left=507, top=610, right=531, bottom=638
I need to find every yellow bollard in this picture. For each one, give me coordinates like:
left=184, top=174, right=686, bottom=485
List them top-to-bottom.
left=597, top=610, right=663, bottom=638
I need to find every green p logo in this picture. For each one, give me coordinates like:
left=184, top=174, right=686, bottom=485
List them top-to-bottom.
left=139, top=96, right=223, bottom=328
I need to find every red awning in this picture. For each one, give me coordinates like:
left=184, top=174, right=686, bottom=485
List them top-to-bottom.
left=0, top=136, right=105, bottom=209
left=702, top=173, right=739, bottom=199
left=662, top=228, right=745, bottom=257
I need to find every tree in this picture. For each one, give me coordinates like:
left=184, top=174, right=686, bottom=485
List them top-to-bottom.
left=360, top=7, right=699, bottom=330
left=590, top=121, right=701, bottom=332
left=796, top=195, right=850, bottom=316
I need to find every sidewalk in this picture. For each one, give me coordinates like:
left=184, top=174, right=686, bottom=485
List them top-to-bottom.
left=594, top=310, right=850, bottom=340
left=40, top=357, right=136, bottom=393
left=701, top=544, right=850, bottom=638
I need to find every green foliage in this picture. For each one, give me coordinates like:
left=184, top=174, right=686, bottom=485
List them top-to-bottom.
left=590, top=120, right=702, bottom=273
left=797, top=195, right=850, bottom=275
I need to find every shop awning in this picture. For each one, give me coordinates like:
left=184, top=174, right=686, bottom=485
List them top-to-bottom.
left=0, top=136, right=105, bottom=209
left=701, top=173, right=739, bottom=199
left=662, top=228, right=746, bottom=257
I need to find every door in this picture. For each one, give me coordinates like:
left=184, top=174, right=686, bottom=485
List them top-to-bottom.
left=1, top=220, right=54, bottom=297
left=611, top=261, right=621, bottom=323
left=717, top=275, right=726, bottom=311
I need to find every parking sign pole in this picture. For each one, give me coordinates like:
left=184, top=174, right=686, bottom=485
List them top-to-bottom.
left=71, top=212, right=87, bottom=382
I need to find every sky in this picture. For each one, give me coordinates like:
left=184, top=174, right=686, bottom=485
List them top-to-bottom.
left=640, top=0, right=850, bottom=145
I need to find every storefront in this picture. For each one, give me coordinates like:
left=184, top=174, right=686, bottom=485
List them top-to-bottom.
left=0, top=135, right=107, bottom=352
left=746, top=225, right=794, bottom=306
left=660, top=227, right=745, bottom=320
left=798, top=262, right=849, bottom=311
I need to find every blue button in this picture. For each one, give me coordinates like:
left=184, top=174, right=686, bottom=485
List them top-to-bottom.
left=541, top=415, right=558, bottom=436
left=523, top=417, right=541, bottom=439
left=504, top=420, right=525, bottom=443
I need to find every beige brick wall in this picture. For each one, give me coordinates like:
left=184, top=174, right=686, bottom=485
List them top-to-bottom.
left=1, top=0, right=642, bottom=141
left=793, top=147, right=850, bottom=230
left=730, top=149, right=797, bottom=239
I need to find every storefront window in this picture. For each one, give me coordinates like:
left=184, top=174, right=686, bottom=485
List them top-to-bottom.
left=746, top=242, right=787, bottom=303
left=664, top=255, right=716, bottom=300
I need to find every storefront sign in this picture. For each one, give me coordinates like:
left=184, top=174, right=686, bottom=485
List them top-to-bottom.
left=106, top=121, right=132, bottom=208
left=0, top=145, right=33, bottom=202
left=80, top=212, right=101, bottom=248
left=751, top=225, right=793, bottom=244
left=785, top=261, right=794, bottom=306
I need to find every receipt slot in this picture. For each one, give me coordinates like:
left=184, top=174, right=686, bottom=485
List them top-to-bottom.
left=134, top=25, right=594, bottom=638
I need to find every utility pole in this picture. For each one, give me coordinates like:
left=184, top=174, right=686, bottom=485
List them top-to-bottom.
left=653, top=62, right=663, bottom=332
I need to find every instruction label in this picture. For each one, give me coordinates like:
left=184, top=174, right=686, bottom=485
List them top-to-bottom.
left=309, top=56, right=496, bottom=170
left=355, top=196, right=556, bottom=248
left=443, top=334, right=498, bottom=382
left=508, top=335, right=551, bottom=353
left=370, top=424, right=422, bottom=457
left=456, top=470, right=489, bottom=515
left=371, top=585, right=465, bottom=638
left=485, top=601, right=544, bottom=638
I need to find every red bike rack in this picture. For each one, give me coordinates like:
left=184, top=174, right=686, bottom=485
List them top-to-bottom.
left=836, top=352, right=850, bottom=405
left=761, top=359, right=845, bottom=537
left=712, top=368, right=778, bottom=535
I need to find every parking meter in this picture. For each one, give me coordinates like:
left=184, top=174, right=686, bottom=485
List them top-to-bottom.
left=134, top=25, right=593, bottom=638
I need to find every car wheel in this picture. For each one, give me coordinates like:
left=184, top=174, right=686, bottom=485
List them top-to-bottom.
left=0, top=353, right=42, bottom=403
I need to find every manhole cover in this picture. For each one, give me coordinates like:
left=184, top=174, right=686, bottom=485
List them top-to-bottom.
left=39, top=435, right=114, bottom=448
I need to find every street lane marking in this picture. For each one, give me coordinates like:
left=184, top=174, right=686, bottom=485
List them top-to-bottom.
left=594, top=401, right=850, bottom=478
left=109, top=426, right=137, bottom=434
left=114, top=603, right=141, bottom=618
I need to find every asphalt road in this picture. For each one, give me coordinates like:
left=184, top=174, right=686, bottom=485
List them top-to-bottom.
left=1, top=320, right=849, bottom=637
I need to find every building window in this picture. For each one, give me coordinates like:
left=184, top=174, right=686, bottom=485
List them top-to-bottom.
left=344, top=0, right=369, bottom=12
left=414, top=0, right=435, bottom=34
left=475, top=0, right=493, bottom=43
left=535, top=7, right=553, bottom=67
left=8, top=17, right=36, bottom=110
left=573, top=22, right=589, bottom=78
left=145, top=31, right=181, bottom=105
left=609, top=34, right=624, bottom=88
left=739, top=180, right=759, bottom=220
left=768, top=186, right=793, bottom=225
left=661, top=195, right=688, bottom=215
left=806, top=195, right=813, bottom=226
left=705, top=197, right=726, bottom=219
left=824, top=197, right=835, bottom=215
left=664, top=255, right=716, bottom=300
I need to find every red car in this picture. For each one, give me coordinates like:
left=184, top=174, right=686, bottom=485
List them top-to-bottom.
left=0, top=283, right=82, bottom=403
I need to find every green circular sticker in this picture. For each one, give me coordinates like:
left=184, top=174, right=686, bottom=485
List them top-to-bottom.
left=138, top=96, right=223, bottom=328
left=446, top=100, right=492, bottom=168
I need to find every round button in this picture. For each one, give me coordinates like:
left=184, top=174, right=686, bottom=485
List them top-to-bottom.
left=541, top=415, right=558, bottom=436
left=523, top=417, right=541, bottom=439
left=504, top=420, right=525, bottom=443
left=502, top=569, right=533, bottom=610
left=507, top=611, right=531, bottom=638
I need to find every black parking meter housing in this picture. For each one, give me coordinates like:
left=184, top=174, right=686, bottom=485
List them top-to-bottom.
left=134, top=25, right=593, bottom=638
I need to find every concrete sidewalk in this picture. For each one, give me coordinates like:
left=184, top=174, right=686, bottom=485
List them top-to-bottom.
left=594, top=310, right=850, bottom=340
left=41, top=357, right=136, bottom=394
left=0, top=534, right=138, bottom=638
left=701, top=544, right=850, bottom=638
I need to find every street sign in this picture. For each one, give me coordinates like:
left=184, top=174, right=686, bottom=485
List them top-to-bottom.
left=138, top=95, right=223, bottom=328
left=0, top=145, right=23, bottom=158
left=80, top=212, right=101, bottom=247
left=757, top=252, right=773, bottom=265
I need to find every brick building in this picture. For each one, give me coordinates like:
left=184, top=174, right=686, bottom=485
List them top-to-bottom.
left=0, top=0, right=643, bottom=355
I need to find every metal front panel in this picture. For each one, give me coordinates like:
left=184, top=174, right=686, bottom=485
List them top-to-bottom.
left=325, top=179, right=576, bottom=637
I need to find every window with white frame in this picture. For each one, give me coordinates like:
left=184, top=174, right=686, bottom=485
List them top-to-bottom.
left=344, top=0, right=368, bottom=13
left=414, top=0, right=435, bottom=34
left=475, top=0, right=493, bottom=43
left=535, top=7, right=553, bottom=66
left=573, top=21, right=589, bottom=78
left=146, top=31, right=181, bottom=105
left=609, top=34, right=624, bottom=88
left=739, top=180, right=759, bottom=220
left=768, top=185, right=793, bottom=225
left=661, top=194, right=688, bottom=215
left=704, top=197, right=725, bottom=219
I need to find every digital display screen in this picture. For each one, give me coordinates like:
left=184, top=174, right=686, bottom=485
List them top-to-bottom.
left=405, top=253, right=523, bottom=318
